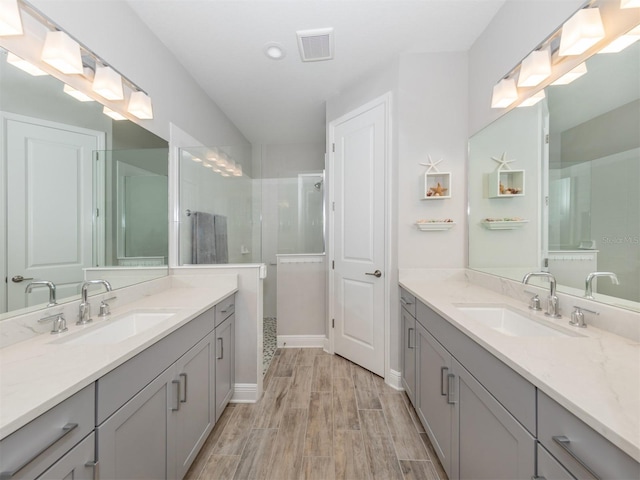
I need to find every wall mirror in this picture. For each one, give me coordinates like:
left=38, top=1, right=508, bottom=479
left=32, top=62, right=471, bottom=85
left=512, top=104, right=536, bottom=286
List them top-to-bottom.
left=469, top=29, right=639, bottom=312
left=0, top=48, right=169, bottom=320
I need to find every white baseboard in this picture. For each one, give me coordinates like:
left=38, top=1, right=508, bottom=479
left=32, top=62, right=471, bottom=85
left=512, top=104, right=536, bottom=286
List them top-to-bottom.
left=277, top=335, right=326, bottom=348
left=322, top=336, right=331, bottom=354
left=386, top=369, right=404, bottom=391
left=231, top=383, right=258, bottom=403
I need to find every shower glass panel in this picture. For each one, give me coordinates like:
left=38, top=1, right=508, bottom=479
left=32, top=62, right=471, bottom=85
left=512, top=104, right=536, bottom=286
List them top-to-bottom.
left=178, top=147, right=260, bottom=265
left=276, top=172, right=324, bottom=254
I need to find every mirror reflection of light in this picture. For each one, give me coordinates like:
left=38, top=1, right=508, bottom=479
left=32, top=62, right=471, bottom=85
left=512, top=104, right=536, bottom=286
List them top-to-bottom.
left=6, top=52, right=47, bottom=76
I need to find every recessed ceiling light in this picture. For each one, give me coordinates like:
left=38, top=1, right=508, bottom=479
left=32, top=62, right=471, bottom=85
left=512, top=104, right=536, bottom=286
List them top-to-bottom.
left=264, top=42, right=285, bottom=60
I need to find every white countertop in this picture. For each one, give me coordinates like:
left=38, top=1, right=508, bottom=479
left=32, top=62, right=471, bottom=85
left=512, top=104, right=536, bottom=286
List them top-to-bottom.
left=399, top=273, right=640, bottom=462
left=0, top=279, right=237, bottom=440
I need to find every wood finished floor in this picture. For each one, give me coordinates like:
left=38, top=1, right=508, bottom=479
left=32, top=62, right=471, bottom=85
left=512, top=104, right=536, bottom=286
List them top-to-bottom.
left=186, top=348, right=448, bottom=480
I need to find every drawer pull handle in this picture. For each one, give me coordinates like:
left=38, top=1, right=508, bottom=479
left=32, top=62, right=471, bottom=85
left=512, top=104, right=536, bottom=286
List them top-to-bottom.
left=400, top=297, right=413, bottom=306
left=220, top=304, right=234, bottom=313
left=408, top=327, right=414, bottom=349
left=217, top=338, right=224, bottom=359
left=440, top=367, right=448, bottom=396
left=179, top=373, right=188, bottom=403
left=447, top=373, right=456, bottom=404
left=172, top=380, right=181, bottom=411
left=0, top=423, right=78, bottom=478
left=552, top=435, right=601, bottom=480
left=85, top=460, right=99, bottom=480
left=531, top=477, right=546, bottom=480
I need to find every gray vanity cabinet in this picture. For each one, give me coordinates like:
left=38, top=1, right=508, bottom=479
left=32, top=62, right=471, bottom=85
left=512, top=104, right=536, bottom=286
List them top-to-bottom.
left=400, top=288, right=417, bottom=404
left=96, top=307, right=219, bottom=480
left=215, top=313, right=235, bottom=421
left=415, top=321, right=454, bottom=477
left=452, top=358, right=534, bottom=480
left=38, top=433, right=96, bottom=480
left=535, top=444, right=576, bottom=480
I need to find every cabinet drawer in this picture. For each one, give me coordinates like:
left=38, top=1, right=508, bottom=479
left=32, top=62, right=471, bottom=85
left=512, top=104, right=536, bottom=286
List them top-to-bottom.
left=400, top=288, right=416, bottom=318
left=215, top=294, right=235, bottom=327
left=416, top=300, right=536, bottom=434
left=97, top=307, right=215, bottom=424
left=0, top=384, right=95, bottom=480
left=538, top=391, right=640, bottom=480
left=38, top=432, right=96, bottom=480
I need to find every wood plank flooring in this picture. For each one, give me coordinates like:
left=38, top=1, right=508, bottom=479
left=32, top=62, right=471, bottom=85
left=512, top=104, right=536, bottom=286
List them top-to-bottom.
left=186, top=348, right=447, bottom=480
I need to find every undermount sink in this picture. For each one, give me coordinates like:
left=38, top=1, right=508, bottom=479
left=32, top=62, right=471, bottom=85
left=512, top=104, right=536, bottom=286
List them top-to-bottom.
left=456, top=304, right=580, bottom=338
left=51, top=311, right=176, bottom=345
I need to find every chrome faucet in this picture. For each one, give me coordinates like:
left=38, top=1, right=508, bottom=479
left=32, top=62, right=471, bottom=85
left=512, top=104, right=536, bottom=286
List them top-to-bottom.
left=522, top=272, right=561, bottom=318
left=584, top=272, right=619, bottom=300
left=77, top=280, right=112, bottom=325
left=25, top=281, right=57, bottom=307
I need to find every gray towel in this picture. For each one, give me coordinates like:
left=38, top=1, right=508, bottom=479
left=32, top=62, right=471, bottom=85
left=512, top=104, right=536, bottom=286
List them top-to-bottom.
left=192, top=212, right=228, bottom=264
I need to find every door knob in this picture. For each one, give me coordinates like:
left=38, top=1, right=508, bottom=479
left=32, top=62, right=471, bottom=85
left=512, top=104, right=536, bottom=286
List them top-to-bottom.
left=365, top=270, right=382, bottom=278
left=11, top=275, right=34, bottom=283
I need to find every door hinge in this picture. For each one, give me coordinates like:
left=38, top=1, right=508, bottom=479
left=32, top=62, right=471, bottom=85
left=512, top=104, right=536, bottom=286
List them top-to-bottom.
left=545, top=134, right=549, bottom=144
left=332, top=143, right=335, bottom=152
left=332, top=202, right=335, bottom=211
left=96, top=208, right=99, bottom=218
left=332, top=260, right=335, bottom=269
left=332, top=318, right=335, bottom=328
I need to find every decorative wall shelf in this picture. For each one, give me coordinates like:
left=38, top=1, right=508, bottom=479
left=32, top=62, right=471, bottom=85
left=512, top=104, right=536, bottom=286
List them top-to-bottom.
left=420, top=156, right=451, bottom=199
left=487, top=170, right=525, bottom=198
left=481, top=218, right=529, bottom=230
left=416, top=220, right=455, bottom=231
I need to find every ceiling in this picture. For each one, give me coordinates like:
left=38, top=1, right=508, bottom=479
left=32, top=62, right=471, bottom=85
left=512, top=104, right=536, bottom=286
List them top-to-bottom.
left=127, top=0, right=506, bottom=145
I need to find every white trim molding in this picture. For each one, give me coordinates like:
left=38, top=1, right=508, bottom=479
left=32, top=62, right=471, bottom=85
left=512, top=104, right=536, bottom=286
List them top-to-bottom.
left=277, top=335, right=326, bottom=348
left=386, top=369, right=404, bottom=391
left=231, top=383, right=259, bottom=403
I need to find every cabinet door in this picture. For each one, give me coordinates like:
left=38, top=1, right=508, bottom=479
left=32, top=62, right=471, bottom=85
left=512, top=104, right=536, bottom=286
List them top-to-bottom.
left=401, top=308, right=416, bottom=405
left=215, top=314, right=235, bottom=421
left=415, top=322, right=453, bottom=477
left=174, top=332, right=216, bottom=480
left=452, top=359, right=535, bottom=480
left=97, top=366, right=176, bottom=480
left=38, top=433, right=95, bottom=480
left=536, top=443, right=576, bottom=480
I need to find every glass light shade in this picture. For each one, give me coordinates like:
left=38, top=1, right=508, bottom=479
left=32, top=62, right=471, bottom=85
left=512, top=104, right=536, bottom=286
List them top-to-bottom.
left=0, top=0, right=23, bottom=36
left=621, top=0, right=640, bottom=8
left=559, top=8, right=605, bottom=56
left=599, top=25, right=640, bottom=53
left=41, top=31, right=83, bottom=74
left=517, top=47, right=551, bottom=87
left=7, top=52, right=47, bottom=76
left=551, top=62, right=588, bottom=85
left=92, top=66, right=124, bottom=100
left=491, top=78, right=518, bottom=108
left=63, top=84, right=94, bottom=102
left=517, top=90, right=545, bottom=107
left=127, top=91, right=153, bottom=119
left=102, top=106, right=126, bottom=121
left=214, top=154, right=229, bottom=167
left=192, top=157, right=202, bottom=163
left=224, top=160, right=236, bottom=172
left=203, top=162, right=213, bottom=168
left=233, top=165, right=243, bottom=177
left=212, top=166, right=223, bottom=173
left=220, top=172, right=230, bottom=177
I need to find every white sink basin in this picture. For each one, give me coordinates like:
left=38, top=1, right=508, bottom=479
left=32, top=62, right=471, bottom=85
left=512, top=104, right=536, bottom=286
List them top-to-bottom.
left=456, top=305, right=579, bottom=338
left=52, top=311, right=176, bottom=345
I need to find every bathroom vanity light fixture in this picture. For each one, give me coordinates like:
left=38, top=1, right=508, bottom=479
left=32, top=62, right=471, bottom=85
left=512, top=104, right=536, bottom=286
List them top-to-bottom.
left=0, top=0, right=23, bottom=36
left=621, top=0, right=640, bottom=8
left=559, top=8, right=605, bottom=56
left=598, top=24, right=640, bottom=52
left=41, top=30, right=83, bottom=74
left=517, top=47, right=551, bottom=87
left=6, top=51, right=46, bottom=75
left=551, top=62, right=588, bottom=85
left=92, top=65, right=124, bottom=100
left=491, top=78, right=518, bottom=108
left=63, top=84, right=94, bottom=102
left=517, top=90, right=546, bottom=107
left=127, top=91, right=153, bottom=119
left=102, top=106, right=126, bottom=121
left=233, top=165, right=243, bottom=177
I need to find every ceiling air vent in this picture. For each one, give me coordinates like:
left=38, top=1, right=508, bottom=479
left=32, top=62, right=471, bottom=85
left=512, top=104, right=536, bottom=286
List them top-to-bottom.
left=296, top=28, right=334, bottom=62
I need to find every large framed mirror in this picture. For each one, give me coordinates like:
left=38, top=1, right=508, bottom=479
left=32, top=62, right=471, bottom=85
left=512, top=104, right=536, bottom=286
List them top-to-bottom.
left=469, top=24, right=639, bottom=311
left=0, top=48, right=169, bottom=320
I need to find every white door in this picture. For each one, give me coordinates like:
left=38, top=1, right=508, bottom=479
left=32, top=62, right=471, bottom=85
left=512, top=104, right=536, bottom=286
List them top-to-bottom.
left=331, top=98, right=387, bottom=376
left=4, top=115, right=103, bottom=310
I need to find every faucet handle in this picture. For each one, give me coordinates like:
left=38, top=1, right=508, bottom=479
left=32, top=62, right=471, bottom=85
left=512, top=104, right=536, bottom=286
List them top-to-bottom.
left=524, top=290, right=542, bottom=311
left=99, top=296, right=117, bottom=317
left=569, top=305, right=599, bottom=328
left=38, top=312, right=68, bottom=334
